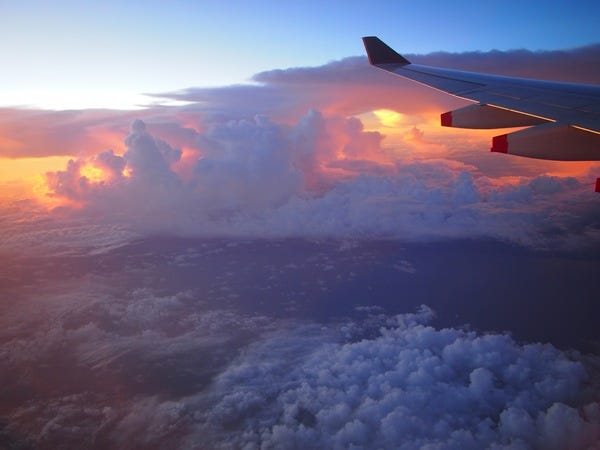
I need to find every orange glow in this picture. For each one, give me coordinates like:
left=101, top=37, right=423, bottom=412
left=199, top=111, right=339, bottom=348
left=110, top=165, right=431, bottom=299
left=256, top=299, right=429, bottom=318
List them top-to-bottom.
left=1, top=97, right=596, bottom=213
left=351, top=107, right=600, bottom=191
left=358, top=109, right=426, bottom=135
left=372, top=109, right=409, bottom=128
left=174, top=113, right=203, bottom=134
left=171, top=147, right=199, bottom=182
left=0, top=156, right=73, bottom=182
left=0, top=156, right=80, bottom=208
left=542, top=161, right=597, bottom=178
left=79, top=164, right=107, bottom=184
left=30, top=174, right=79, bottom=208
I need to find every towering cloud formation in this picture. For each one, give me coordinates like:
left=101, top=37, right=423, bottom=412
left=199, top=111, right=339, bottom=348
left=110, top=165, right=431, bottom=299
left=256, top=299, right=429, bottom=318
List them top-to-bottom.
left=31, top=113, right=599, bottom=251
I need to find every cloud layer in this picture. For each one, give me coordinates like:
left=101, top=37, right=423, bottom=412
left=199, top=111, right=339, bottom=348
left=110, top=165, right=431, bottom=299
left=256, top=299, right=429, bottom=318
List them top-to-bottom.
left=2, top=44, right=599, bottom=159
left=1, top=45, right=599, bottom=253
left=24, top=113, right=599, bottom=252
left=2, top=265, right=598, bottom=449
left=197, top=307, right=600, bottom=450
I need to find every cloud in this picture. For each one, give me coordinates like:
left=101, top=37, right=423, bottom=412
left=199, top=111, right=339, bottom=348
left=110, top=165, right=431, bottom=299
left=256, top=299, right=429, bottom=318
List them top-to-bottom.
left=0, top=44, right=599, bottom=254
left=2, top=44, right=598, bottom=160
left=2, top=44, right=599, bottom=450
left=158, top=44, right=600, bottom=120
left=409, top=44, right=600, bottom=84
left=156, top=56, right=461, bottom=122
left=0, top=107, right=197, bottom=159
left=0, top=108, right=132, bottom=158
left=0, top=113, right=596, bottom=254
left=36, top=113, right=392, bottom=232
left=2, top=264, right=599, bottom=450
left=0, top=270, right=274, bottom=449
left=187, top=307, right=600, bottom=450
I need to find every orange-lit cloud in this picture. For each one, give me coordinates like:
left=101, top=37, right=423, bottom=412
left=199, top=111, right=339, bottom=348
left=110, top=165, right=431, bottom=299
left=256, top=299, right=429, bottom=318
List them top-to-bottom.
left=1, top=44, right=599, bottom=253
left=79, top=163, right=107, bottom=184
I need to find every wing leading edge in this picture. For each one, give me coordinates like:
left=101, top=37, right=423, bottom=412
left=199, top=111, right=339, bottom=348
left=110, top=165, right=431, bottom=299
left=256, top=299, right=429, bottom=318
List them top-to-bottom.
left=362, top=36, right=600, bottom=191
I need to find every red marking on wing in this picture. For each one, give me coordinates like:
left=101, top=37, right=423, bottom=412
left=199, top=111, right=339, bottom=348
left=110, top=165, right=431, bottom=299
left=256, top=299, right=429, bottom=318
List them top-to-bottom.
left=441, top=112, right=452, bottom=127
left=491, top=134, right=508, bottom=153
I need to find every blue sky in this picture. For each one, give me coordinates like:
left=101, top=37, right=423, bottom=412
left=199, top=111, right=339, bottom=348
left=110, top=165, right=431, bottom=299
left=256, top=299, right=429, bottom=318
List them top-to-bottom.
left=1, top=0, right=598, bottom=109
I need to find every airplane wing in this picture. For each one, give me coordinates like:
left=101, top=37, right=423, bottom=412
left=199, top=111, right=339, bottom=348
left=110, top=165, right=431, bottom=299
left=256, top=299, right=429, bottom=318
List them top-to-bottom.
left=362, top=36, right=600, bottom=191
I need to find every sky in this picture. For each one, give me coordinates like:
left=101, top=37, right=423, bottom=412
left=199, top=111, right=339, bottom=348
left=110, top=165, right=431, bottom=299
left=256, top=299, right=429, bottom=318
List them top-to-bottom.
left=1, top=0, right=599, bottom=109
left=1, top=1, right=600, bottom=449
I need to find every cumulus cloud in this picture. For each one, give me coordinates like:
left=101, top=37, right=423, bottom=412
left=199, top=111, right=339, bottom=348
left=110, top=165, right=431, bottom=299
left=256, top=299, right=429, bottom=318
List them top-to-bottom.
left=35, top=112, right=390, bottom=231
left=0, top=113, right=593, bottom=253
left=2, top=266, right=599, bottom=450
left=0, top=277, right=271, bottom=449
left=192, top=307, right=600, bottom=449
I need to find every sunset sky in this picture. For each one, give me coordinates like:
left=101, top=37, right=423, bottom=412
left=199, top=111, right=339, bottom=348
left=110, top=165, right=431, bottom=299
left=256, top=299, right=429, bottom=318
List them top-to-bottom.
left=1, top=2, right=598, bottom=188
left=1, top=3, right=600, bottom=448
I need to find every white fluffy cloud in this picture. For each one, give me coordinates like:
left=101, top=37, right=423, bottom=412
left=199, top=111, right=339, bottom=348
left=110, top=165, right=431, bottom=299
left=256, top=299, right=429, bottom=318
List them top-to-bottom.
left=192, top=307, right=600, bottom=449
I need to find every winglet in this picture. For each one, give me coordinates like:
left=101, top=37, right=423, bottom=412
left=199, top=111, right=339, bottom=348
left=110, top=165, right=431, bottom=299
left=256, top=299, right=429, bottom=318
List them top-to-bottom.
left=362, top=36, right=411, bottom=66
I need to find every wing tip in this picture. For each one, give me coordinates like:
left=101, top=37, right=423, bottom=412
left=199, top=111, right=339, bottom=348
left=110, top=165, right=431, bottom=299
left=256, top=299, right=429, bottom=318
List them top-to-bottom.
left=362, top=36, right=411, bottom=66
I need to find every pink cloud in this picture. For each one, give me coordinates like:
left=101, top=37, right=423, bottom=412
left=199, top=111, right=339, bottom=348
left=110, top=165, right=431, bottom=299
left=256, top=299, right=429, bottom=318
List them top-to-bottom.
left=0, top=44, right=599, bottom=252
left=16, top=115, right=594, bottom=252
